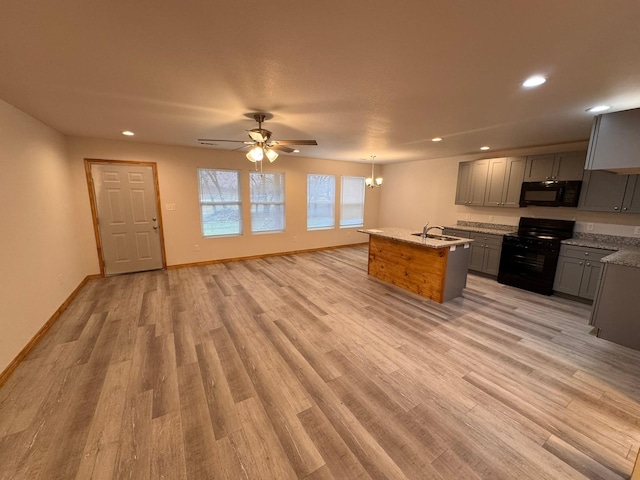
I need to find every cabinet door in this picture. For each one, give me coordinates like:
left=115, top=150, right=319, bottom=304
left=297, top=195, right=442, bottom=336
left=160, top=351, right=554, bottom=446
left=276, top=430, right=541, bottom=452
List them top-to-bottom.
left=586, top=108, right=640, bottom=171
left=554, top=151, right=586, bottom=181
left=524, top=154, right=555, bottom=181
left=502, top=157, right=526, bottom=207
left=484, top=158, right=507, bottom=206
left=468, top=160, right=489, bottom=206
left=455, top=161, right=472, bottom=205
left=578, top=170, right=628, bottom=212
left=622, top=175, right=640, bottom=214
left=442, top=229, right=470, bottom=238
left=468, top=243, right=485, bottom=272
left=482, top=244, right=502, bottom=276
left=553, top=256, right=584, bottom=296
left=579, top=261, right=603, bottom=300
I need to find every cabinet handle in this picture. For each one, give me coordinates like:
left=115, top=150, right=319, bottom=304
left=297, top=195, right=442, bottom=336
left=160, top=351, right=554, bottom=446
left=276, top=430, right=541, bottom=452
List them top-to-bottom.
left=496, top=202, right=500, bottom=205
left=614, top=206, right=619, bottom=210
left=623, top=207, right=628, bottom=211
left=584, top=252, right=589, bottom=256
left=579, top=261, right=583, bottom=265
left=586, top=262, right=591, bottom=267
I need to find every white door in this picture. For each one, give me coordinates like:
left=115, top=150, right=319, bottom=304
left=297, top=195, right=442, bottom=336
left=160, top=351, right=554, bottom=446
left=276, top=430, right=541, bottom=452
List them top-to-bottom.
left=91, top=163, right=164, bottom=275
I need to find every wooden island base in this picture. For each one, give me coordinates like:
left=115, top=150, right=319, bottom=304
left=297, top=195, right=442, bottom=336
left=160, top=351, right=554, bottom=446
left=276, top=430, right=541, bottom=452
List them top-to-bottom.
left=367, top=235, right=470, bottom=303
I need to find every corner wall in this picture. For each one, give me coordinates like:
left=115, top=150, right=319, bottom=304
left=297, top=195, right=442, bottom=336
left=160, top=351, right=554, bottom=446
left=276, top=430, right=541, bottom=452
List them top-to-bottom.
left=0, top=100, right=89, bottom=372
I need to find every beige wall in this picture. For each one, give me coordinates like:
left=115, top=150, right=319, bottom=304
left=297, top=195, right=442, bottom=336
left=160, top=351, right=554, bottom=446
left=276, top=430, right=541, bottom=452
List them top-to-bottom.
left=0, top=100, right=88, bottom=372
left=67, top=137, right=380, bottom=269
left=379, top=141, right=640, bottom=236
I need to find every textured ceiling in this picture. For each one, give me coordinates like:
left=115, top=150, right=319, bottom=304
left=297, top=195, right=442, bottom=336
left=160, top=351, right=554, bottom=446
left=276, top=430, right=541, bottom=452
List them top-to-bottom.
left=1, top=1, right=640, bottom=163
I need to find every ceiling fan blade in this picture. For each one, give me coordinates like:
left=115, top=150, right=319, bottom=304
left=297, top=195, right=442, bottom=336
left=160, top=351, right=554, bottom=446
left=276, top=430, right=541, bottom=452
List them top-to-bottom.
left=248, top=128, right=272, bottom=143
left=197, top=138, right=253, bottom=144
left=272, top=140, right=318, bottom=146
left=270, top=144, right=295, bottom=153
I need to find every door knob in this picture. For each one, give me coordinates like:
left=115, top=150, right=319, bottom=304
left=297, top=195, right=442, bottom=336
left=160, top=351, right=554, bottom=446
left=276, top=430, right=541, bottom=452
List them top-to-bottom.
left=153, top=226, right=158, bottom=230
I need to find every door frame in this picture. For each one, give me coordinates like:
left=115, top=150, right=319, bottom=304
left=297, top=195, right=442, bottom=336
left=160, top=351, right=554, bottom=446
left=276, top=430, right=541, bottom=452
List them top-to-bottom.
left=84, top=158, right=167, bottom=276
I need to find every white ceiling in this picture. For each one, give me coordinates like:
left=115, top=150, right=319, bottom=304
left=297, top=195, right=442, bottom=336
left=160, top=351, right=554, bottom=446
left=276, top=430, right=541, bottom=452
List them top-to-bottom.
left=2, top=1, right=640, bottom=164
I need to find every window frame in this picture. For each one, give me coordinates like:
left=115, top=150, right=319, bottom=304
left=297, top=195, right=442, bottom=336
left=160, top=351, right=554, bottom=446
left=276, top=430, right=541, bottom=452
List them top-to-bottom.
left=197, top=168, right=242, bottom=237
left=249, top=171, right=286, bottom=234
left=307, top=173, right=336, bottom=231
left=339, top=175, right=365, bottom=228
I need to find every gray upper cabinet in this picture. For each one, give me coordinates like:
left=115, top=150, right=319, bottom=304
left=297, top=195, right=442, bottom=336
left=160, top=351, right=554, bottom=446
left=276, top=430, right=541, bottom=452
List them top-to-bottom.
left=585, top=107, right=640, bottom=172
left=524, top=151, right=586, bottom=181
left=483, top=157, right=525, bottom=207
left=455, top=160, right=489, bottom=206
left=579, top=170, right=640, bottom=213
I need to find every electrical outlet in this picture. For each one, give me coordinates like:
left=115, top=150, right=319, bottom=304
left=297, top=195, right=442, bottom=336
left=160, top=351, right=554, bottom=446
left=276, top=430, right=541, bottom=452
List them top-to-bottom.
left=166, top=203, right=176, bottom=211
left=587, top=223, right=594, bottom=231
left=634, top=226, right=640, bottom=235
left=193, top=244, right=200, bottom=252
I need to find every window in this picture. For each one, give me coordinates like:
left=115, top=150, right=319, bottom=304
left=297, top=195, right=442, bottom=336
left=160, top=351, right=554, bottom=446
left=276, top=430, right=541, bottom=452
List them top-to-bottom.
left=198, top=169, right=242, bottom=236
left=250, top=172, right=285, bottom=233
left=307, top=174, right=335, bottom=230
left=340, top=176, right=365, bottom=228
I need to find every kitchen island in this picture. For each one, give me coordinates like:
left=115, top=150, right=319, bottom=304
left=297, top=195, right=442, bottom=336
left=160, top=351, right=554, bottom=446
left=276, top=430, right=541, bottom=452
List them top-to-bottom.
left=358, top=228, right=472, bottom=303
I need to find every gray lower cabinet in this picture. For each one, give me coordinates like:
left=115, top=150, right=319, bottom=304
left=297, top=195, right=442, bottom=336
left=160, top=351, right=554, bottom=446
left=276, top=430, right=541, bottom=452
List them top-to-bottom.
left=579, top=170, right=640, bottom=213
left=442, top=228, right=471, bottom=239
left=468, top=232, right=503, bottom=276
left=553, top=245, right=614, bottom=300
left=590, top=262, right=640, bottom=350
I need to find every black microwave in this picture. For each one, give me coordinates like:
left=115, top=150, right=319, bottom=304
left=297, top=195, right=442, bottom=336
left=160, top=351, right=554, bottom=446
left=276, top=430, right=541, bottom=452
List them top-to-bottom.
left=519, top=181, right=582, bottom=207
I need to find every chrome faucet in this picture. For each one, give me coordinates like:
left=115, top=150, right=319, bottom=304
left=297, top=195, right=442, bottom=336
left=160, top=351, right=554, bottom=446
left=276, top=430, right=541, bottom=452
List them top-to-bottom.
left=425, top=225, right=445, bottom=234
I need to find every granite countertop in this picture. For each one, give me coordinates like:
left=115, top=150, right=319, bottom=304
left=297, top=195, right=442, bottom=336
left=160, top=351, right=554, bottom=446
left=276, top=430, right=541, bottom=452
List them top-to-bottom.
left=447, top=222, right=640, bottom=268
left=358, top=227, right=473, bottom=249
left=561, top=233, right=640, bottom=268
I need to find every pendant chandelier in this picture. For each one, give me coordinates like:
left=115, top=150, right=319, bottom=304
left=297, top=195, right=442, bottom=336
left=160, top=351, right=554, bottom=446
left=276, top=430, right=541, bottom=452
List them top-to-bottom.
left=365, top=155, right=383, bottom=188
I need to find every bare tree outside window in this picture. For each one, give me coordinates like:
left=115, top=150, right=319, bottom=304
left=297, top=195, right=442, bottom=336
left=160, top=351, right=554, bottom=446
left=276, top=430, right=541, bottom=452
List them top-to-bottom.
left=198, top=169, right=242, bottom=236
left=250, top=172, right=285, bottom=233
left=307, top=174, right=335, bottom=229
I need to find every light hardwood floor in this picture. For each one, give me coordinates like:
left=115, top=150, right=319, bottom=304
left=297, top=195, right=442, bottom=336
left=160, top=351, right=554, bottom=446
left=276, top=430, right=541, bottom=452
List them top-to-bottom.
left=1, top=245, right=640, bottom=479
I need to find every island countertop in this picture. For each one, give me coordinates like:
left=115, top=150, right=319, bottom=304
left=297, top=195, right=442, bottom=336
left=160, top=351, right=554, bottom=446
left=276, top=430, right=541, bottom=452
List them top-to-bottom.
left=358, top=227, right=473, bottom=249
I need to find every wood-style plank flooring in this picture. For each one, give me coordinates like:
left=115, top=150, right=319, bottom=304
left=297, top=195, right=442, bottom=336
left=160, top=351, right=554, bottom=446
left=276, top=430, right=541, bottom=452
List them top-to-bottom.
left=1, top=245, right=640, bottom=479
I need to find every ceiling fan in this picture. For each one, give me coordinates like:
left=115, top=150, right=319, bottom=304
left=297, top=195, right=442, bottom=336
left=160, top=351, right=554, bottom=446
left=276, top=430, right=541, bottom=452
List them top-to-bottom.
left=198, top=113, right=318, bottom=163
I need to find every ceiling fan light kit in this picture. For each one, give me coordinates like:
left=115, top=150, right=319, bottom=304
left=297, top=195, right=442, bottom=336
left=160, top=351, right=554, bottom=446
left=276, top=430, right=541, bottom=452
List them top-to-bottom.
left=198, top=113, right=317, bottom=164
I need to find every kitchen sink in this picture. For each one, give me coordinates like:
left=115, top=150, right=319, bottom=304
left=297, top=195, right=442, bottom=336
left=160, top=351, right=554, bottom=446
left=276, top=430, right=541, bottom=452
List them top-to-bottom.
left=411, top=233, right=459, bottom=241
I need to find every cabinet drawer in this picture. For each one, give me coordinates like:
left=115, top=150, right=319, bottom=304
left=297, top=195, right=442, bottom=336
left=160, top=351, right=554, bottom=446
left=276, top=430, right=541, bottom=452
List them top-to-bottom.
left=442, top=229, right=471, bottom=239
left=470, top=232, right=503, bottom=246
left=559, top=244, right=614, bottom=261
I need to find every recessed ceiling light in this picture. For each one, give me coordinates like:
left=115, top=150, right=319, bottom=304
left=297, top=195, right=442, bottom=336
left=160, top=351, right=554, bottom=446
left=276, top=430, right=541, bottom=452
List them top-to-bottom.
left=522, top=75, right=547, bottom=88
left=586, top=105, right=611, bottom=113
left=122, top=130, right=135, bottom=136
left=431, top=137, right=443, bottom=142
left=480, top=146, right=491, bottom=151
left=293, top=149, right=300, bottom=153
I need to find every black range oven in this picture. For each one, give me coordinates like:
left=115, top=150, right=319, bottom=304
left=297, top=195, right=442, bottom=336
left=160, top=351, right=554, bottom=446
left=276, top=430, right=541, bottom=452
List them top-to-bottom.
left=497, top=217, right=575, bottom=295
